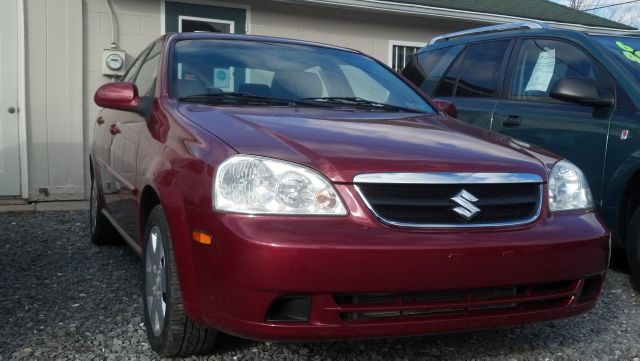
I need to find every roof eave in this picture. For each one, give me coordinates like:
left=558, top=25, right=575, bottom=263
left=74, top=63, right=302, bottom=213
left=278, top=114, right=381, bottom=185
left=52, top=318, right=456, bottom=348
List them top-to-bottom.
left=273, top=0, right=638, bottom=34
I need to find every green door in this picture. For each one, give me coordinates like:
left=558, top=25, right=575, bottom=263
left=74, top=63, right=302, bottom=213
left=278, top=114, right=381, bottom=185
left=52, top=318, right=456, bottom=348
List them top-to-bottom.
left=165, top=1, right=247, bottom=34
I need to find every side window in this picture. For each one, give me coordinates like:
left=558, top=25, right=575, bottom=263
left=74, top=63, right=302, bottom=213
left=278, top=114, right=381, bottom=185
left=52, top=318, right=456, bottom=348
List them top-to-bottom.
left=510, top=39, right=613, bottom=103
left=434, top=40, right=510, bottom=98
left=134, top=42, right=162, bottom=97
left=406, top=45, right=462, bottom=94
left=433, top=49, right=463, bottom=97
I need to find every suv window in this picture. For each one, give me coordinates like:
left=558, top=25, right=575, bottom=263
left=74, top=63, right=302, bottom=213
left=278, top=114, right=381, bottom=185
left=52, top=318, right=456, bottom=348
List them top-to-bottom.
left=510, top=39, right=613, bottom=103
left=434, top=40, right=510, bottom=98
left=134, top=42, right=162, bottom=97
left=402, top=46, right=462, bottom=94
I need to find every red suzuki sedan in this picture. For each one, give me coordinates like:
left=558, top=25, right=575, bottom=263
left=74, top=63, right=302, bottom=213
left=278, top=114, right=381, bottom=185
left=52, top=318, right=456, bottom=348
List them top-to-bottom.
left=90, top=33, right=609, bottom=357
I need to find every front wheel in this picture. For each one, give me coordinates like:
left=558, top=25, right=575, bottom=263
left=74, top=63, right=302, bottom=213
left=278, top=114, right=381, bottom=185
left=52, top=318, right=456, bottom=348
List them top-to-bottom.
left=143, top=205, right=218, bottom=357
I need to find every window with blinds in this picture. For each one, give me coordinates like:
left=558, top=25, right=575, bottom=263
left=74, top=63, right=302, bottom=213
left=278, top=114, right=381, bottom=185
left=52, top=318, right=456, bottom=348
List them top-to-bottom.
left=391, top=44, right=421, bottom=71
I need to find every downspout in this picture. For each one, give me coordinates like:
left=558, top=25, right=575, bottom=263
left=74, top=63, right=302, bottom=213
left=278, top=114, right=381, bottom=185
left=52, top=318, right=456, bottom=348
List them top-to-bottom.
left=105, top=0, right=118, bottom=48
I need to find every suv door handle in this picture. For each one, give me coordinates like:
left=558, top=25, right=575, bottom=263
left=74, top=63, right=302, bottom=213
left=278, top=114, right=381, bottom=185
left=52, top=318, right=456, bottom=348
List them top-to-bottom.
left=501, top=115, right=521, bottom=128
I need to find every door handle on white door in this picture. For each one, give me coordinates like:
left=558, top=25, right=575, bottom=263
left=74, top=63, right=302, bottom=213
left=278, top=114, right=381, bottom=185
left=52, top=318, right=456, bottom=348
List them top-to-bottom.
left=7, top=107, right=16, bottom=114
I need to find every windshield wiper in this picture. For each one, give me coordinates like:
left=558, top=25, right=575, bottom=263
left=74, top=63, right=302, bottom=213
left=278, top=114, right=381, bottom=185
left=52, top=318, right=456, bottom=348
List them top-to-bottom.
left=179, top=92, right=335, bottom=108
left=179, top=92, right=292, bottom=105
left=301, top=97, right=424, bottom=113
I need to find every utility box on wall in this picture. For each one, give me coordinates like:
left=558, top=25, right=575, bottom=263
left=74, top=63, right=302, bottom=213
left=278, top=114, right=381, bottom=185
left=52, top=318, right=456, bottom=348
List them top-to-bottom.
left=102, top=48, right=126, bottom=77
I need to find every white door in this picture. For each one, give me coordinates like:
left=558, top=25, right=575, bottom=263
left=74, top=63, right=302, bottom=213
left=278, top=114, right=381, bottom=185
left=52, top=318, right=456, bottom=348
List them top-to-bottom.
left=0, top=0, right=21, bottom=196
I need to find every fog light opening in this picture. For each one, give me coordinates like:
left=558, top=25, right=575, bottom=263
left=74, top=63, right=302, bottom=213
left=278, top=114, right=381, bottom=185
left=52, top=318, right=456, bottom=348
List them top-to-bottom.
left=579, top=275, right=603, bottom=301
left=266, top=295, right=311, bottom=322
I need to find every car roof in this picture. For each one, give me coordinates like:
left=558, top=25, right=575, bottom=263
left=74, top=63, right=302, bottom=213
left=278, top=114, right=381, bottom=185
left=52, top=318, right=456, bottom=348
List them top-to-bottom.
left=168, top=32, right=361, bottom=54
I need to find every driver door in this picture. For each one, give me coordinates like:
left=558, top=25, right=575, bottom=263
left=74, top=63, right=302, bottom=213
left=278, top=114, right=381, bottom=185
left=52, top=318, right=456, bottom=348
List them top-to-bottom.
left=492, top=38, right=615, bottom=202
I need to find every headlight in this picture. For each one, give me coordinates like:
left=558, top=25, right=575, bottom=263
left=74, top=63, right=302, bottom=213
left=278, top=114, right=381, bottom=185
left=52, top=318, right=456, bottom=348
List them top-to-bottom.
left=214, top=155, right=347, bottom=215
left=548, top=160, right=593, bottom=211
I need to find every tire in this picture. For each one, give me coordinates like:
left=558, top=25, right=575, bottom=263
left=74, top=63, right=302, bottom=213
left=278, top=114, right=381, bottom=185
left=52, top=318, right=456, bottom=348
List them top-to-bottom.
left=89, top=176, right=118, bottom=245
left=143, top=205, right=218, bottom=357
left=627, top=207, right=640, bottom=282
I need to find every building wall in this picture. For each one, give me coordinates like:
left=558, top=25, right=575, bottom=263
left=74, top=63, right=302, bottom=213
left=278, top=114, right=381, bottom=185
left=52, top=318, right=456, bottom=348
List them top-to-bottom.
left=28, top=0, right=481, bottom=201
left=83, top=0, right=161, bottom=201
left=247, top=1, right=481, bottom=63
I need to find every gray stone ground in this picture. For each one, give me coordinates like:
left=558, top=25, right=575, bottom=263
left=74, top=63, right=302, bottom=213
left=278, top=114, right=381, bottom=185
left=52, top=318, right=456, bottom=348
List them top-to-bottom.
left=1, top=210, right=639, bottom=361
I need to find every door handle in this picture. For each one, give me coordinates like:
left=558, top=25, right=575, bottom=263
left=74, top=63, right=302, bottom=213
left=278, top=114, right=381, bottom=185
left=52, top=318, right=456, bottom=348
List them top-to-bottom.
left=7, top=106, right=16, bottom=114
left=501, top=115, right=521, bottom=127
left=109, top=124, right=121, bottom=135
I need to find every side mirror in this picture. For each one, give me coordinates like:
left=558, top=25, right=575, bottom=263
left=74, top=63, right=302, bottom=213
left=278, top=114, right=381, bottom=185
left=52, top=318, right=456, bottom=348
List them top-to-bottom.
left=549, top=77, right=613, bottom=108
left=94, top=82, right=140, bottom=111
left=433, top=98, right=458, bottom=118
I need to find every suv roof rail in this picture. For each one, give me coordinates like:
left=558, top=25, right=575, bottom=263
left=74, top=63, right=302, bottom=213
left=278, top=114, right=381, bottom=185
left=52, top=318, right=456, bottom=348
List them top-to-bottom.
left=428, top=21, right=551, bottom=45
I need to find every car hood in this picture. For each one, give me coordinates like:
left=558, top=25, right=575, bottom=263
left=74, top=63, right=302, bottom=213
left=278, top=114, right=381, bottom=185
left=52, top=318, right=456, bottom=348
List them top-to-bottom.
left=179, top=105, right=556, bottom=183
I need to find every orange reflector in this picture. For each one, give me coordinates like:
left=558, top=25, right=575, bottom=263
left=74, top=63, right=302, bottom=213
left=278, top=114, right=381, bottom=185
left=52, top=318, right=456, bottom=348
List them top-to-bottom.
left=192, top=230, right=212, bottom=245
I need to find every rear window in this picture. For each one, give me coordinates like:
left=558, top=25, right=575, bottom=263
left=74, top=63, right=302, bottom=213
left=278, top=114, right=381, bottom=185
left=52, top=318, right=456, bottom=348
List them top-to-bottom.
left=434, top=40, right=510, bottom=98
left=402, top=45, right=462, bottom=94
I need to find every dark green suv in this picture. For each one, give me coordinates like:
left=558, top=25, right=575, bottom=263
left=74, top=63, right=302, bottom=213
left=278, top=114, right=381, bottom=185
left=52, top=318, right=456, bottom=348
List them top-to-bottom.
left=402, top=22, right=640, bottom=278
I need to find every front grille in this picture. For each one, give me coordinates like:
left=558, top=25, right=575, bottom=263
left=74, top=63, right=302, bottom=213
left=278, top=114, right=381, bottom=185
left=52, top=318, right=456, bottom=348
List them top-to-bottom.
left=356, top=181, right=542, bottom=227
left=335, top=280, right=578, bottom=322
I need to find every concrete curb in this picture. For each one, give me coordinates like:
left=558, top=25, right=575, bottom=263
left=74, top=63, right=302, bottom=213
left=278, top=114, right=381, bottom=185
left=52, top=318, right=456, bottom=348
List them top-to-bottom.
left=0, top=201, right=89, bottom=213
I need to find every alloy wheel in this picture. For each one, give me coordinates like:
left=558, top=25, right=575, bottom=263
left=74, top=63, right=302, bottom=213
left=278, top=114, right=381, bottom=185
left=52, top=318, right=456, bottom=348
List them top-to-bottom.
left=145, top=225, right=167, bottom=337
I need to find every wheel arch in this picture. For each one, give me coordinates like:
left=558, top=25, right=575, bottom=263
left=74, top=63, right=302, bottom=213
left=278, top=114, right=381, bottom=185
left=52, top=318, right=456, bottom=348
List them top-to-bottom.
left=139, top=177, right=204, bottom=322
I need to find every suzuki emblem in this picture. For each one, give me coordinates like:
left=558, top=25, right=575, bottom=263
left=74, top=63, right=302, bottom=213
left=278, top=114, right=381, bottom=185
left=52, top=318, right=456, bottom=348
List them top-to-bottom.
left=451, top=190, right=481, bottom=220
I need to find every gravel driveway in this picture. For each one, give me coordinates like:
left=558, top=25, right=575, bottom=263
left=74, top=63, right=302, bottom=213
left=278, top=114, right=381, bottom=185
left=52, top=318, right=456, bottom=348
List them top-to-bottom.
left=1, top=210, right=639, bottom=361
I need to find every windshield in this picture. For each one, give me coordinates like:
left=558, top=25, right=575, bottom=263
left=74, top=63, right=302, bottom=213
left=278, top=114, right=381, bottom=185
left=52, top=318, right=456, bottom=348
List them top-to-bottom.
left=592, top=35, right=640, bottom=82
left=171, top=39, right=435, bottom=114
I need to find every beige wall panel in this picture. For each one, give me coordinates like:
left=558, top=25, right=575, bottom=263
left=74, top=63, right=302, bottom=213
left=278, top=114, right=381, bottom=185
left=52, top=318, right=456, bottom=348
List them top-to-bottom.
left=25, top=0, right=84, bottom=200
left=25, top=0, right=49, bottom=194
left=245, top=1, right=482, bottom=63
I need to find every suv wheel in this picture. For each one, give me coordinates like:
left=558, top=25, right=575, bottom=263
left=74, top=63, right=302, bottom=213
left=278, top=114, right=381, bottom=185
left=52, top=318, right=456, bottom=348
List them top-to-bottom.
left=143, top=205, right=218, bottom=357
left=627, top=208, right=640, bottom=281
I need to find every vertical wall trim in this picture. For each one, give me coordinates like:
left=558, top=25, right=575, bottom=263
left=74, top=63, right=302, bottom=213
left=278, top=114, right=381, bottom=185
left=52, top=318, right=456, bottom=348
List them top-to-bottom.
left=17, top=0, right=28, bottom=198
left=160, top=0, right=166, bottom=34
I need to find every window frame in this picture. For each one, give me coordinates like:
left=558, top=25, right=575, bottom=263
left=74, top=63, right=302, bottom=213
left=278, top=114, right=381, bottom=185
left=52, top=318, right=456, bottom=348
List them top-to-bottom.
left=178, top=15, right=235, bottom=33
left=502, top=36, right=616, bottom=105
left=388, top=40, right=425, bottom=72
left=133, top=41, right=162, bottom=98
left=120, top=44, right=154, bottom=83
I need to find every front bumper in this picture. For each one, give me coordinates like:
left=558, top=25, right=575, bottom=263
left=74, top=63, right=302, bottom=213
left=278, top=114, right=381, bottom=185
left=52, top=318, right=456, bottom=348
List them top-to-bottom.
left=180, top=185, right=609, bottom=341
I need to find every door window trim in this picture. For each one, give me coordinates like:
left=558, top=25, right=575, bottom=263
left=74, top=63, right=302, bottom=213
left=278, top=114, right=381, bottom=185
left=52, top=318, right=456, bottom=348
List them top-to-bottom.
left=160, top=0, right=251, bottom=34
left=178, top=15, right=235, bottom=33
left=502, top=36, right=617, bottom=105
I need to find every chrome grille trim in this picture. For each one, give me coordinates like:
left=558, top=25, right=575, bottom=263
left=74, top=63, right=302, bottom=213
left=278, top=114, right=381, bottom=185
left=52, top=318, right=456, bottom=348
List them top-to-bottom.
left=353, top=172, right=544, bottom=184
left=354, top=172, right=544, bottom=229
